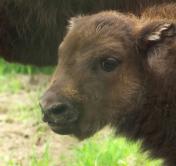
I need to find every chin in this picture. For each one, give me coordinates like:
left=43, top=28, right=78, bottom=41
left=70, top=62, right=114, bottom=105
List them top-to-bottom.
left=48, top=122, right=75, bottom=135
left=72, top=126, right=102, bottom=140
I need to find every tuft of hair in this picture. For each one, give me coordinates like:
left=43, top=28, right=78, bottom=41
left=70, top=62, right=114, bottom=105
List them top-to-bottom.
left=67, top=15, right=83, bottom=31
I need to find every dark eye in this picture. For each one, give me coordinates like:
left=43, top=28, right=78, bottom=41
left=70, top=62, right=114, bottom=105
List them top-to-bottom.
left=100, top=57, right=121, bottom=72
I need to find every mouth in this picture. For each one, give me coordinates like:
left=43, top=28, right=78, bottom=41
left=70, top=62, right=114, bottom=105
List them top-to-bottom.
left=42, top=108, right=80, bottom=135
left=47, top=121, right=76, bottom=135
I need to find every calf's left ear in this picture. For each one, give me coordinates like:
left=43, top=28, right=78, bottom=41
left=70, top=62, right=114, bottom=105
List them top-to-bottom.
left=137, top=22, right=176, bottom=53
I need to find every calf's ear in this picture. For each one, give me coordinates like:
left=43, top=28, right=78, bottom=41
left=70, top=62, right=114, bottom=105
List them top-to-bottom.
left=137, top=22, right=176, bottom=54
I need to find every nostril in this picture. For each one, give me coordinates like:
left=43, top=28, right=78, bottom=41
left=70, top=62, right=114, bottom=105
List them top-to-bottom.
left=49, top=104, right=68, bottom=115
left=42, top=113, right=49, bottom=122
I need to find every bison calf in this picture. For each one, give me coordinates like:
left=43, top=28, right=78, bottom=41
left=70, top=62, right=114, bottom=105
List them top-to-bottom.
left=40, top=5, right=176, bottom=166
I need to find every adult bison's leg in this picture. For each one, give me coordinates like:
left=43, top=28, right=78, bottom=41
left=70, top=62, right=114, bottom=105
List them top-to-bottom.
left=0, top=7, right=12, bottom=61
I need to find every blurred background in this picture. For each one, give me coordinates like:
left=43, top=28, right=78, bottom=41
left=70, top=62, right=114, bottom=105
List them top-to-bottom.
left=0, top=58, right=162, bottom=166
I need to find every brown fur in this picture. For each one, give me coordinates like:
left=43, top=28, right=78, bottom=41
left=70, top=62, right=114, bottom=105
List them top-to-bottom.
left=0, top=0, right=175, bottom=66
left=41, top=3, right=176, bottom=165
left=142, top=3, right=176, bottom=20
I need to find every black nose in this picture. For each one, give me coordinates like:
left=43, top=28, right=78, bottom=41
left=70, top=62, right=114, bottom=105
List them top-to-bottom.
left=40, top=90, right=79, bottom=124
left=40, top=91, right=69, bottom=117
left=40, top=102, right=69, bottom=122
left=41, top=102, right=68, bottom=115
left=49, top=103, right=68, bottom=115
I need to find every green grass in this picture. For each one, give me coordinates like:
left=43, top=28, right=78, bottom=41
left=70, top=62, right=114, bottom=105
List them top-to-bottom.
left=0, top=58, right=163, bottom=166
left=0, top=58, right=54, bottom=75
left=0, top=58, right=54, bottom=93
left=0, top=75, right=23, bottom=93
left=64, top=131, right=162, bottom=166
left=2, top=144, right=53, bottom=166
left=29, top=144, right=54, bottom=166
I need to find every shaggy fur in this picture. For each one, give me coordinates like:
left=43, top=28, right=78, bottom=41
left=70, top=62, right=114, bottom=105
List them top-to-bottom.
left=0, top=0, right=175, bottom=65
left=40, top=3, right=176, bottom=166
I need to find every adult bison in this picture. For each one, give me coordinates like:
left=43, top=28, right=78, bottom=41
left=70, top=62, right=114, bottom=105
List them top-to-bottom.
left=0, top=0, right=175, bottom=66
left=40, top=3, right=176, bottom=166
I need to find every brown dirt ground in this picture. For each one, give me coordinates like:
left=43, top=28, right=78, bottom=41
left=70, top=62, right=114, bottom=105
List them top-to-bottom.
left=0, top=74, right=77, bottom=166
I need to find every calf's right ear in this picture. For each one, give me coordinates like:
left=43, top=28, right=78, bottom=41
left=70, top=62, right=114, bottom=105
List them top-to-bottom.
left=137, top=22, right=176, bottom=55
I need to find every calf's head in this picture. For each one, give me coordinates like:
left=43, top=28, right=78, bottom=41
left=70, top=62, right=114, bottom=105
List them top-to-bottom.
left=40, top=11, right=176, bottom=139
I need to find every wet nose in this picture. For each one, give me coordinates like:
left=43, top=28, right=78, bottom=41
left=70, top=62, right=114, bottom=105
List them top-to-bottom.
left=39, top=91, right=73, bottom=123
left=40, top=91, right=58, bottom=112
left=40, top=91, right=65, bottom=114
left=40, top=103, right=69, bottom=122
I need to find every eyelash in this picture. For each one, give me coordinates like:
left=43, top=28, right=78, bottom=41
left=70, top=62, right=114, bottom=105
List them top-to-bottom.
left=100, top=57, right=121, bottom=72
